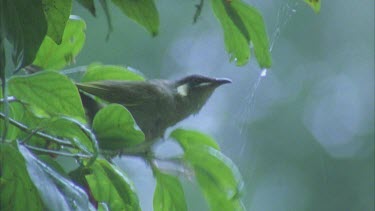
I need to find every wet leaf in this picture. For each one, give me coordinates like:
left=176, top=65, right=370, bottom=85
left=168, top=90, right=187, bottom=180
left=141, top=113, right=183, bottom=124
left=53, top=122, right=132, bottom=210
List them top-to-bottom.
left=111, top=0, right=159, bottom=36
left=33, top=16, right=86, bottom=70
left=81, top=64, right=145, bottom=82
left=8, top=71, right=86, bottom=123
left=93, top=104, right=145, bottom=149
left=170, top=128, right=220, bottom=151
left=18, top=143, right=93, bottom=210
left=0, top=144, right=44, bottom=211
left=184, top=146, right=245, bottom=211
left=85, top=159, right=141, bottom=210
left=153, top=170, right=187, bottom=211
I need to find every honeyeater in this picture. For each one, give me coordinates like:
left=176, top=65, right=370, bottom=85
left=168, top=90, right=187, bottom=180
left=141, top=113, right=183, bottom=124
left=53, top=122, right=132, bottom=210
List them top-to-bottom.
left=76, top=74, right=231, bottom=142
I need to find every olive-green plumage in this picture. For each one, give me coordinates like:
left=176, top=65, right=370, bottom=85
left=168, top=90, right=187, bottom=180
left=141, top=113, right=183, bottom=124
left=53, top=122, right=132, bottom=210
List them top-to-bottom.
left=76, top=75, right=231, bottom=142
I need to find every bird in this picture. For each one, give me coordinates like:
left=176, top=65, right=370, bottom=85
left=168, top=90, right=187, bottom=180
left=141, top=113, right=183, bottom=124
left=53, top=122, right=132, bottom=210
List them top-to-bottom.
left=76, top=74, right=231, bottom=143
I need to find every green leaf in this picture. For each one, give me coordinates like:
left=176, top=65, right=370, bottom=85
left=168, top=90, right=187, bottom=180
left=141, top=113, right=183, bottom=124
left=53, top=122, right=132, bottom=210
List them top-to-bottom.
left=0, top=0, right=47, bottom=69
left=42, top=0, right=72, bottom=44
left=76, top=0, right=96, bottom=16
left=111, top=0, right=159, bottom=36
left=211, top=0, right=249, bottom=66
left=211, top=0, right=272, bottom=68
left=231, top=0, right=272, bottom=68
left=304, top=0, right=321, bottom=13
left=231, top=1, right=272, bottom=68
left=33, top=16, right=86, bottom=70
left=81, top=63, right=145, bottom=82
left=8, top=71, right=86, bottom=123
left=1, top=90, right=48, bottom=142
left=1, top=99, right=59, bottom=146
left=0, top=102, right=27, bottom=140
left=92, top=104, right=145, bottom=150
left=39, top=116, right=98, bottom=155
left=170, top=128, right=220, bottom=151
left=18, top=143, right=93, bottom=210
left=0, top=144, right=44, bottom=211
left=184, top=146, right=244, bottom=211
left=38, top=155, right=67, bottom=176
left=85, top=159, right=141, bottom=211
left=67, top=166, right=92, bottom=190
left=153, top=170, right=187, bottom=211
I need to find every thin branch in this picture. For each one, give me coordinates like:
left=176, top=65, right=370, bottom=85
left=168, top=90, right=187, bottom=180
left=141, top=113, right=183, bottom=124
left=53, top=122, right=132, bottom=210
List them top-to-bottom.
left=99, top=0, right=114, bottom=41
left=193, top=0, right=205, bottom=23
left=0, top=112, right=73, bottom=146
left=21, top=127, right=42, bottom=144
left=24, top=144, right=92, bottom=159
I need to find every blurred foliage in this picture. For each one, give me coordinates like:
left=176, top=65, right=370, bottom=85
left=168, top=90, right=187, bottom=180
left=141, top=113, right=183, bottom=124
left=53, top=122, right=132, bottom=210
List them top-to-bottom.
left=0, top=0, right=47, bottom=70
left=304, top=0, right=321, bottom=13
left=0, top=144, right=44, bottom=211
left=85, top=159, right=141, bottom=210
left=153, top=168, right=187, bottom=211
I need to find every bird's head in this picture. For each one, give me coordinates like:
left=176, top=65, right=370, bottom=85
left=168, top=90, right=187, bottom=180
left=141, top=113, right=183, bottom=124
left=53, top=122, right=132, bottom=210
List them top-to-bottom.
left=173, top=74, right=231, bottom=114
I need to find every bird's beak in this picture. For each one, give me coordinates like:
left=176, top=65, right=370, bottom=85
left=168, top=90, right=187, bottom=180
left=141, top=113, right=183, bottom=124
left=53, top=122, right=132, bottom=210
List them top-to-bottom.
left=214, top=78, right=232, bottom=86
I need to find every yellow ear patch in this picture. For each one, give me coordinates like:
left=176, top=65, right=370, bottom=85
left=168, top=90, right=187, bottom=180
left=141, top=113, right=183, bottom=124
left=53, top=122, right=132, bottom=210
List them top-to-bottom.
left=177, top=84, right=189, bottom=96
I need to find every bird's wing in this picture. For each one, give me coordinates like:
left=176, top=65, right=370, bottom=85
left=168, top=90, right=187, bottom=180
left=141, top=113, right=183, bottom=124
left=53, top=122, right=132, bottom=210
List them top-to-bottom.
left=76, top=80, right=164, bottom=106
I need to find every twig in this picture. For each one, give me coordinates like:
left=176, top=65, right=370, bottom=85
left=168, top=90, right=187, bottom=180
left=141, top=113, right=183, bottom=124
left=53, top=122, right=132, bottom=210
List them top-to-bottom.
left=99, top=0, right=114, bottom=41
left=193, top=0, right=205, bottom=23
left=0, top=96, right=17, bottom=103
left=0, top=112, right=73, bottom=146
left=20, top=127, right=42, bottom=144
left=24, top=144, right=92, bottom=159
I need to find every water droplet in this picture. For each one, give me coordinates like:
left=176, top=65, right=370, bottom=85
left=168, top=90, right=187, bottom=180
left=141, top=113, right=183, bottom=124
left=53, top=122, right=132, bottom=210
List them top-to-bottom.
left=260, top=68, right=267, bottom=77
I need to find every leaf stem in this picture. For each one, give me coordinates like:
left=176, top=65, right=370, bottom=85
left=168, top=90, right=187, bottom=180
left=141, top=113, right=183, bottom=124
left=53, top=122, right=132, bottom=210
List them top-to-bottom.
left=193, top=0, right=205, bottom=23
